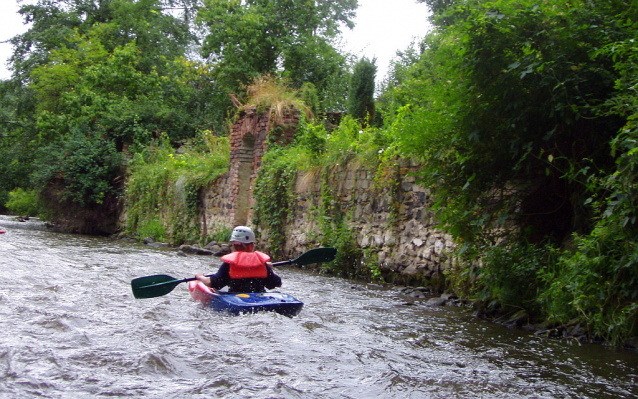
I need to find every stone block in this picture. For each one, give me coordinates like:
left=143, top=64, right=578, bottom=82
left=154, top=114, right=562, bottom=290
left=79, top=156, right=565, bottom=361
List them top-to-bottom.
left=412, top=238, right=424, bottom=247
left=401, top=263, right=418, bottom=276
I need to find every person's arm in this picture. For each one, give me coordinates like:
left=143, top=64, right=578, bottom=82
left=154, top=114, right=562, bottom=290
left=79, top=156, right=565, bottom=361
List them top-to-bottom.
left=264, top=262, right=282, bottom=289
left=196, top=263, right=231, bottom=290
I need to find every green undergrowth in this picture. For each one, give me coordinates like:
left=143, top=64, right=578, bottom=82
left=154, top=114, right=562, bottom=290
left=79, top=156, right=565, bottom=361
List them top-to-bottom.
left=253, top=113, right=394, bottom=280
left=125, top=132, right=229, bottom=245
left=252, top=145, right=298, bottom=257
left=4, top=188, right=44, bottom=217
left=540, top=225, right=638, bottom=346
left=445, top=232, right=638, bottom=347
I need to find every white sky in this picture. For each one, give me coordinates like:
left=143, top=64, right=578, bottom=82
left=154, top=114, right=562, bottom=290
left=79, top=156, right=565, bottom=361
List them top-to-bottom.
left=0, top=0, right=432, bottom=82
left=0, top=0, right=28, bottom=80
left=341, top=0, right=431, bottom=81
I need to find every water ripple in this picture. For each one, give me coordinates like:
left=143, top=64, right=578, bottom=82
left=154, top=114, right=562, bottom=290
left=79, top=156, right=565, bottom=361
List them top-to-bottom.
left=0, top=215, right=636, bottom=398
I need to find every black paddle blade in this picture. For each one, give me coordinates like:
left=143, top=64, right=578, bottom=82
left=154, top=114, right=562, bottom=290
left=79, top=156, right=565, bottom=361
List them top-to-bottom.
left=292, top=247, right=337, bottom=266
left=131, top=274, right=184, bottom=299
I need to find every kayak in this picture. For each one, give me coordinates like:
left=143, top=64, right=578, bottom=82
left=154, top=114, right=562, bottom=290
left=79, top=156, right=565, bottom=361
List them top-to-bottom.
left=188, top=281, right=304, bottom=317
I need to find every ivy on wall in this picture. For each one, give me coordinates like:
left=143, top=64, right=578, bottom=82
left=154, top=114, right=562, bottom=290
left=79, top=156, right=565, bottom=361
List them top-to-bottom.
left=252, top=146, right=297, bottom=257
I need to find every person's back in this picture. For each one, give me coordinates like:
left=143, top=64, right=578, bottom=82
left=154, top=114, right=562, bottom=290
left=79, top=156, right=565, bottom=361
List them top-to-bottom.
left=195, top=226, right=281, bottom=293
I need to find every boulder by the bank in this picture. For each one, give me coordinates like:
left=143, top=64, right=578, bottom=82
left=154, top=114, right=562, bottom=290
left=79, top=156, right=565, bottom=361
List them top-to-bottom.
left=143, top=236, right=171, bottom=249
left=204, top=242, right=231, bottom=256
left=179, top=244, right=215, bottom=256
left=176, top=249, right=188, bottom=257
left=399, top=286, right=431, bottom=298
left=426, top=297, right=447, bottom=307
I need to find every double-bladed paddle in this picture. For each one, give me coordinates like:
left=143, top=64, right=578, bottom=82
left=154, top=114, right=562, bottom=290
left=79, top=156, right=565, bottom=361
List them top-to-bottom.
left=131, top=247, right=337, bottom=299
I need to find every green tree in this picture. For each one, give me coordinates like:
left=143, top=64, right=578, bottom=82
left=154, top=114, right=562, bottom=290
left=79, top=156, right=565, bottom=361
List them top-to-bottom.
left=0, top=0, right=218, bottom=221
left=10, top=0, right=194, bottom=82
left=197, top=0, right=357, bottom=103
left=383, top=0, right=638, bottom=342
left=388, top=0, right=629, bottom=246
left=347, top=57, right=376, bottom=124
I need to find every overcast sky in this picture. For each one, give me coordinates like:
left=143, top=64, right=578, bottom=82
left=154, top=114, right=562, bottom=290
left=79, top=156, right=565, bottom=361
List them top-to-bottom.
left=0, top=0, right=431, bottom=82
left=340, top=0, right=431, bottom=80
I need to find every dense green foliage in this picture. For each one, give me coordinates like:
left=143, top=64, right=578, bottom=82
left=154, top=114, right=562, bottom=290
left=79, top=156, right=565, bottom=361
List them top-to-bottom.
left=0, top=0, right=355, bottom=231
left=0, top=0, right=219, bottom=226
left=197, top=0, right=357, bottom=112
left=381, top=0, right=638, bottom=344
left=347, top=57, right=377, bottom=125
left=32, top=129, right=124, bottom=207
left=125, top=132, right=229, bottom=244
left=5, top=188, right=42, bottom=216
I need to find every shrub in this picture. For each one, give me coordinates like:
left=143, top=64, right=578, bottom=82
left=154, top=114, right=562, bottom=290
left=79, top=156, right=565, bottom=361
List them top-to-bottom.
left=31, top=130, right=123, bottom=207
left=125, top=133, right=229, bottom=244
left=5, top=188, right=42, bottom=216
left=539, top=225, right=638, bottom=345
left=477, top=242, right=553, bottom=317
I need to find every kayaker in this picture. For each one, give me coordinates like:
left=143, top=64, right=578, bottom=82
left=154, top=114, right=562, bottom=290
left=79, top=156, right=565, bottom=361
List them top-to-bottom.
left=195, top=226, right=282, bottom=293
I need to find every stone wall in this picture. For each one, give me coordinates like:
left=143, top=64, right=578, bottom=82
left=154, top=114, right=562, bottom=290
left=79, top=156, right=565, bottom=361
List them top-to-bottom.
left=200, top=107, right=300, bottom=235
left=200, top=108, right=455, bottom=286
left=274, top=161, right=455, bottom=285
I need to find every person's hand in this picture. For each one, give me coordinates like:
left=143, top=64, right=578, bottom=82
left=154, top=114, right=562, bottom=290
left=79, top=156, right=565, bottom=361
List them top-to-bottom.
left=195, top=273, right=211, bottom=286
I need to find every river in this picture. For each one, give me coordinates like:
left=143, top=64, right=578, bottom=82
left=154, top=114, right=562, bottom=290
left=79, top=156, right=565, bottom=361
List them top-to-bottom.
left=0, top=215, right=636, bottom=398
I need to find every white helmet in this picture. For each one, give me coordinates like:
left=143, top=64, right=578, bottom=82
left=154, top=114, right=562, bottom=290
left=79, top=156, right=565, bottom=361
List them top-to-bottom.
left=230, top=226, right=255, bottom=244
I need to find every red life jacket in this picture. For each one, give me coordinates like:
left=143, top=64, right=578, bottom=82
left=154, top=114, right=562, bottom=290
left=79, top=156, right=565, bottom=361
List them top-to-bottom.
left=221, top=251, right=270, bottom=279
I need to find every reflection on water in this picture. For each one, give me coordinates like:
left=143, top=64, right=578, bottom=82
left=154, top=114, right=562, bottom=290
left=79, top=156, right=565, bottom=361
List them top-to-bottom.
left=0, top=215, right=636, bottom=398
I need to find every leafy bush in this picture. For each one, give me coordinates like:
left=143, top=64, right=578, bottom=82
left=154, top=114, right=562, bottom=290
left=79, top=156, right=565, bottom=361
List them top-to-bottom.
left=294, top=115, right=327, bottom=157
left=31, top=130, right=123, bottom=207
left=125, top=133, right=229, bottom=244
left=5, top=188, right=42, bottom=216
left=206, top=225, right=234, bottom=243
left=539, top=226, right=638, bottom=345
left=476, top=243, right=553, bottom=317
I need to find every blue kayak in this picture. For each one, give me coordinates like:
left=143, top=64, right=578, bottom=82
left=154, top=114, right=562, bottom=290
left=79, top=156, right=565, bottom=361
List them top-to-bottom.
left=188, top=281, right=303, bottom=317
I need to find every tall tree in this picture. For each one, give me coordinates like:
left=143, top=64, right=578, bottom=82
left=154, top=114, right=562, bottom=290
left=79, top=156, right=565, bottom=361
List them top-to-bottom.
left=10, top=0, right=194, bottom=82
left=197, top=0, right=357, bottom=101
left=347, top=57, right=376, bottom=124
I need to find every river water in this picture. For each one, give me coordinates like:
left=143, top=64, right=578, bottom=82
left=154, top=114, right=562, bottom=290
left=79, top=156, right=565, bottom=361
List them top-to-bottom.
left=0, top=215, right=637, bottom=398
